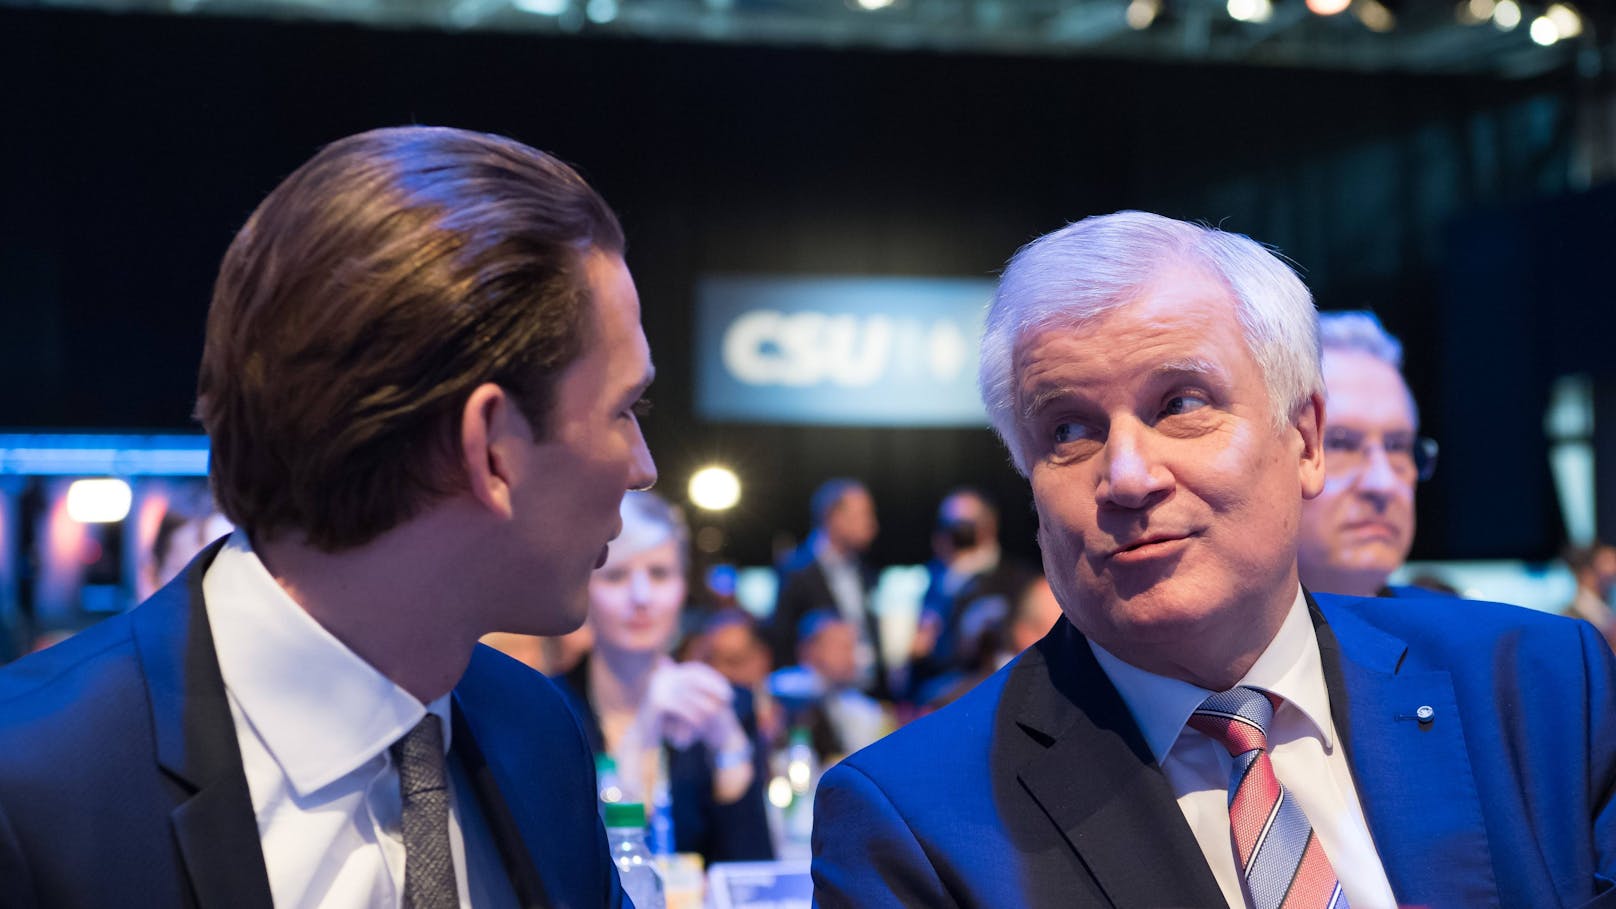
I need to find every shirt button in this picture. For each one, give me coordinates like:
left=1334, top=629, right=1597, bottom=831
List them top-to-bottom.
left=1414, top=705, right=1435, bottom=723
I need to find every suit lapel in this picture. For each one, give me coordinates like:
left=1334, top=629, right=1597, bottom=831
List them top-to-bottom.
left=131, top=543, right=274, bottom=909
left=1313, top=593, right=1499, bottom=909
left=1010, top=620, right=1225, bottom=908
left=450, top=699, right=553, bottom=908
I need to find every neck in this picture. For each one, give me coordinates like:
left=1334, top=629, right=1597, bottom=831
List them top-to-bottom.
left=254, top=513, right=487, bottom=704
left=1092, top=583, right=1297, bottom=692
left=590, top=645, right=668, bottom=714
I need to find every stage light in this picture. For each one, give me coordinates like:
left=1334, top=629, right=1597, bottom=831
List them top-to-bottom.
left=512, top=0, right=567, bottom=15
left=585, top=0, right=617, bottom=23
left=854, top=0, right=896, bottom=9
left=1126, top=0, right=1160, bottom=29
left=1229, top=0, right=1273, bottom=23
left=1306, top=0, right=1351, bottom=15
left=1356, top=0, right=1395, bottom=31
left=1466, top=0, right=1496, bottom=18
left=1492, top=0, right=1521, bottom=29
left=1546, top=3, right=1583, bottom=38
left=1529, top=15, right=1559, bottom=44
left=688, top=466, right=741, bottom=511
left=66, top=479, right=132, bottom=524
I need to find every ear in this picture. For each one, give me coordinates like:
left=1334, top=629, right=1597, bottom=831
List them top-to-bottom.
left=460, top=382, right=531, bottom=520
left=1294, top=391, right=1327, bottom=500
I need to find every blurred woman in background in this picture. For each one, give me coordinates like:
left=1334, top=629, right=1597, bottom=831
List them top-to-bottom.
left=552, top=490, right=773, bottom=864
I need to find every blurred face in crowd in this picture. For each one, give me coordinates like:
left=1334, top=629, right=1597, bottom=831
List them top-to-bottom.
left=1016, top=263, right=1325, bottom=687
left=1296, top=349, right=1418, bottom=598
left=826, top=487, right=879, bottom=555
left=587, top=535, right=686, bottom=656
left=1011, top=577, right=1064, bottom=653
left=803, top=619, right=860, bottom=689
left=697, top=622, right=772, bottom=689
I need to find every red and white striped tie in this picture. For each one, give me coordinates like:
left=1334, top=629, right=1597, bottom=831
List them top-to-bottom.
left=1187, top=686, right=1348, bottom=909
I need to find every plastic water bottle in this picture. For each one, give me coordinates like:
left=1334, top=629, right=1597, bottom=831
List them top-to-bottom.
left=781, top=727, right=819, bottom=856
left=596, top=753, right=624, bottom=813
left=605, top=802, right=666, bottom=909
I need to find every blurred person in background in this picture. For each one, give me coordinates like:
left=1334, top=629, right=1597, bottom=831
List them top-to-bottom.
left=1297, top=311, right=1438, bottom=598
left=769, top=478, right=888, bottom=698
left=908, top=487, right=1032, bottom=695
left=554, top=490, right=773, bottom=864
left=1562, top=540, right=1616, bottom=646
left=686, top=608, right=783, bottom=746
left=770, top=610, right=890, bottom=762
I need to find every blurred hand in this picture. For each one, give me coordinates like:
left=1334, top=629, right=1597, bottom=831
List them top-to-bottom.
left=910, top=612, right=941, bottom=660
left=644, top=661, right=743, bottom=752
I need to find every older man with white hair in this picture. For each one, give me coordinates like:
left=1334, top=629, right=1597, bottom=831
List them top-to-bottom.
left=811, top=211, right=1616, bottom=909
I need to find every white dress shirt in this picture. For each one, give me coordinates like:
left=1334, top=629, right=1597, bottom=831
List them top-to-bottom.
left=204, top=531, right=479, bottom=909
left=1089, top=588, right=1398, bottom=909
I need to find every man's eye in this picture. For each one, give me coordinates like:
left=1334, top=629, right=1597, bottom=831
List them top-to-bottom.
left=1161, top=394, right=1208, bottom=417
left=630, top=397, right=653, bottom=418
left=1053, top=422, right=1088, bottom=444
left=1324, top=431, right=1361, bottom=452
left=1382, top=435, right=1416, bottom=455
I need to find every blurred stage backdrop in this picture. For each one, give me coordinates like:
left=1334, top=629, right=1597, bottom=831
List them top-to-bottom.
left=1, top=0, right=1613, bottom=654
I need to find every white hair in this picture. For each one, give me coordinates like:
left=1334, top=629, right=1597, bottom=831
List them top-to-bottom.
left=979, top=211, right=1323, bottom=476
left=1317, top=309, right=1416, bottom=424
left=1317, top=310, right=1403, bottom=368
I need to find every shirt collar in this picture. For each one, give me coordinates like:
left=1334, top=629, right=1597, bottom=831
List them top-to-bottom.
left=203, top=530, right=452, bottom=796
left=1089, top=586, right=1335, bottom=764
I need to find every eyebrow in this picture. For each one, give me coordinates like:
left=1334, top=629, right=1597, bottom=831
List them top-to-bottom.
left=1017, top=357, right=1227, bottom=422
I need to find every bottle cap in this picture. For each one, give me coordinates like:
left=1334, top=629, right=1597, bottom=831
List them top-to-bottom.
left=604, top=801, right=647, bottom=829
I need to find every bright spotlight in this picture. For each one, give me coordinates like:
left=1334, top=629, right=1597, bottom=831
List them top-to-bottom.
left=512, top=0, right=567, bottom=15
left=584, top=0, right=617, bottom=23
left=854, top=0, right=896, bottom=9
left=1126, top=0, right=1160, bottom=29
left=1229, top=0, right=1273, bottom=23
left=1305, top=0, right=1351, bottom=15
left=1356, top=0, right=1395, bottom=31
left=1466, top=0, right=1496, bottom=18
left=1493, top=0, right=1521, bottom=29
left=1546, top=3, right=1583, bottom=38
left=1529, top=15, right=1559, bottom=44
left=688, top=466, right=741, bottom=511
left=66, top=479, right=132, bottom=524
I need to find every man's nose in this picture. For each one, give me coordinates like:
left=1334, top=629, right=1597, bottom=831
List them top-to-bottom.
left=1097, top=422, right=1172, bottom=510
left=627, top=435, right=657, bottom=493
left=1355, top=444, right=1405, bottom=504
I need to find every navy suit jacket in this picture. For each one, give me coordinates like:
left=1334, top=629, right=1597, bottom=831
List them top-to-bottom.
left=0, top=546, right=623, bottom=909
left=812, top=590, right=1616, bottom=908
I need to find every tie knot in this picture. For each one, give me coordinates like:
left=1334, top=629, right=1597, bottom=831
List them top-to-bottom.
left=1187, top=685, right=1279, bottom=757
left=391, top=715, right=447, bottom=799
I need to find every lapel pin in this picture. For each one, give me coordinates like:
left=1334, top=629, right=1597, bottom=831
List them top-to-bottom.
left=1396, top=705, right=1436, bottom=725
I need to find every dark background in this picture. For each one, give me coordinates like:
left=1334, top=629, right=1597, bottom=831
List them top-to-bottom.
left=0, top=6, right=1603, bottom=567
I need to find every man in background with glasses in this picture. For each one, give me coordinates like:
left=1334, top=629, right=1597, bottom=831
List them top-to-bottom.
left=1298, top=312, right=1440, bottom=598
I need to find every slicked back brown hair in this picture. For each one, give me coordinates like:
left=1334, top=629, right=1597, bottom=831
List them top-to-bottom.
left=197, top=126, right=625, bottom=551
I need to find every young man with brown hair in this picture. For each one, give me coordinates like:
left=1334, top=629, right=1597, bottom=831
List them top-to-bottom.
left=0, top=126, right=655, bottom=908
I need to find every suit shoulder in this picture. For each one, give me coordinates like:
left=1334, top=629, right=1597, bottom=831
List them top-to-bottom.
left=1317, top=590, right=1598, bottom=667
left=0, top=612, right=139, bottom=709
left=462, top=644, right=575, bottom=716
left=840, top=659, right=1009, bottom=779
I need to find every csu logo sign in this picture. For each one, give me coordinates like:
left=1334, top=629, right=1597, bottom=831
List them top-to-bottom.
left=696, top=276, right=993, bottom=427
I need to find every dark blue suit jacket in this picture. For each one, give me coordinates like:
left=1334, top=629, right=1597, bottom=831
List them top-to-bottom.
left=0, top=546, right=623, bottom=909
left=812, top=590, right=1616, bottom=908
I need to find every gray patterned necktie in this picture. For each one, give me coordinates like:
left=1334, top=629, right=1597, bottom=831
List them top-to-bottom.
left=391, top=715, right=458, bottom=909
